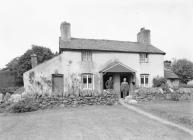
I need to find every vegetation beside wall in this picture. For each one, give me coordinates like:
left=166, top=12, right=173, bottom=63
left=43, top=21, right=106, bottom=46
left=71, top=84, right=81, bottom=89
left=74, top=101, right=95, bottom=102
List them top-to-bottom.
left=132, top=87, right=193, bottom=102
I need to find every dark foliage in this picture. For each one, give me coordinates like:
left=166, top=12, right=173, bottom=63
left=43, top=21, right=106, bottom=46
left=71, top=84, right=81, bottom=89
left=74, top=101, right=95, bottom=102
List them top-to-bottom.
left=6, top=45, right=54, bottom=85
left=172, top=59, right=193, bottom=84
left=153, top=76, right=167, bottom=87
left=9, top=98, right=40, bottom=113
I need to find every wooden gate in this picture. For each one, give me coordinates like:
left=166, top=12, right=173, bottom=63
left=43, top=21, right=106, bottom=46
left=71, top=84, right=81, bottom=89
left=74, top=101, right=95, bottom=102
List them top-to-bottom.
left=52, top=74, right=64, bottom=95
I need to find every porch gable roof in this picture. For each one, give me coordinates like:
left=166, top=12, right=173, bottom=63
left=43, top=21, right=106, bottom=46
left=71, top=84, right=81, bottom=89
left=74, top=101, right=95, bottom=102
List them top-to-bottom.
left=100, top=61, right=136, bottom=73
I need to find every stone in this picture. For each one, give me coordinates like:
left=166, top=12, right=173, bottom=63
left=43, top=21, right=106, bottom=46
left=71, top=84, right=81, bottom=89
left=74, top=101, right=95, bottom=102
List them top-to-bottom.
left=158, top=88, right=164, bottom=94
left=169, top=88, right=174, bottom=93
left=4, top=92, right=11, bottom=101
left=21, top=92, right=28, bottom=98
left=0, top=93, right=3, bottom=102
left=9, top=94, right=22, bottom=103
left=125, top=95, right=132, bottom=100
left=128, top=99, right=138, bottom=104
left=59, top=104, right=65, bottom=107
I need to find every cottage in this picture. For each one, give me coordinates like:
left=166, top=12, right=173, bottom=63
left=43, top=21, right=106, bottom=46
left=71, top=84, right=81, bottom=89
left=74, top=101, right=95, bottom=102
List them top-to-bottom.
left=23, top=21, right=165, bottom=97
left=163, top=61, right=179, bottom=88
left=164, top=69, right=179, bottom=88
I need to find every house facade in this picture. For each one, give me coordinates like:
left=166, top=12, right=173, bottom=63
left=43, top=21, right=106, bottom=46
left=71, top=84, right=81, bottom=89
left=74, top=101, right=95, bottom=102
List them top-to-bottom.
left=23, top=21, right=165, bottom=97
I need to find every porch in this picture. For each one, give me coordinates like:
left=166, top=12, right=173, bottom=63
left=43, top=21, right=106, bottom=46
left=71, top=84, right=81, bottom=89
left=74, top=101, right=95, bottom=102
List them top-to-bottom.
left=100, top=61, right=136, bottom=98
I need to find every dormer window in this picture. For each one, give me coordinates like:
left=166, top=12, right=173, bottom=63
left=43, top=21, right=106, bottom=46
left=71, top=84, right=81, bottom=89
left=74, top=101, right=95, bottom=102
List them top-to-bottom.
left=81, top=51, right=92, bottom=61
left=140, top=53, right=148, bottom=63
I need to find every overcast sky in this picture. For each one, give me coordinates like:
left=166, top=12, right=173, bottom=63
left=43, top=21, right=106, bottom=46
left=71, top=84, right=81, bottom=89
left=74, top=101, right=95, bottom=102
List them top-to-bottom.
left=0, top=0, right=192, bottom=68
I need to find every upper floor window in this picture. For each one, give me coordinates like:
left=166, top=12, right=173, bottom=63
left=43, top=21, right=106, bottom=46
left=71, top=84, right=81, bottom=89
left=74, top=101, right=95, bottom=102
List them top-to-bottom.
left=81, top=51, right=92, bottom=61
left=140, top=53, right=148, bottom=63
left=81, top=73, right=94, bottom=89
left=140, top=74, right=149, bottom=87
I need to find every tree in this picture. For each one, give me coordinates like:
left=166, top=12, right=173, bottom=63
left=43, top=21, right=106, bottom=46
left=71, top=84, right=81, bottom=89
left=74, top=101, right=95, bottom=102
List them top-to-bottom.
left=12, top=45, right=54, bottom=85
left=6, top=57, right=20, bottom=71
left=172, top=59, right=193, bottom=84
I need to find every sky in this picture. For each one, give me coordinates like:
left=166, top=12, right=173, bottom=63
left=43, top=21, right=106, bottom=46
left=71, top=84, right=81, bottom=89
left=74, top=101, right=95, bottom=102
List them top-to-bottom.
left=0, top=0, right=192, bottom=68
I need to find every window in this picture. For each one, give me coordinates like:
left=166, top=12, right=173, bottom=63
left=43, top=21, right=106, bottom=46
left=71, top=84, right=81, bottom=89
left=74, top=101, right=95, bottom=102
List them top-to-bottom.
left=81, top=51, right=92, bottom=61
left=140, top=53, right=148, bottom=63
left=81, top=74, right=94, bottom=89
left=140, top=74, right=149, bottom=87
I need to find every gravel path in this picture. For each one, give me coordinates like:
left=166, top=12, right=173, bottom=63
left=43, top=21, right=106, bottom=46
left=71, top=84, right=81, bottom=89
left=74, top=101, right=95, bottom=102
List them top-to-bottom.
left=0, top=105, right=192, bottom=140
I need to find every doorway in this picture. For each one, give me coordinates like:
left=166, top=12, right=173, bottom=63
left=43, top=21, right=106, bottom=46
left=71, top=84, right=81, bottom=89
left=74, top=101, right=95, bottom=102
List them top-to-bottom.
left=52, top=74, right=64, bottom=96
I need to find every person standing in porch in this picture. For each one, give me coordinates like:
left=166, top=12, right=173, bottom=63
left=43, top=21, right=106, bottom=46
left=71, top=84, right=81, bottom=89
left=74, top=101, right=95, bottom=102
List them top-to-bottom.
left=105, top=76, right=113, bottom=89
left=121, top=78, right=129, bottom=98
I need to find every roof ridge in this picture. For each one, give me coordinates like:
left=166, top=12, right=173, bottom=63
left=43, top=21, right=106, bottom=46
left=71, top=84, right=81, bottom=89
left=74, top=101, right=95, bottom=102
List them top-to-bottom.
left=71, top=37, right=140, bottom=44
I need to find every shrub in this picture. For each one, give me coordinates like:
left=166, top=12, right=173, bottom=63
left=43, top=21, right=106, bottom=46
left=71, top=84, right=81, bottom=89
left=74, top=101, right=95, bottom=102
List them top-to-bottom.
left=153, top=76, right=167, bottom=88
left=179, top=83, right=193, bottom=88
left=133, top=87, right=165, bottom=102
left=176, top=88, right=193, bottom=100
left=9, top=98, right=40, bottom=113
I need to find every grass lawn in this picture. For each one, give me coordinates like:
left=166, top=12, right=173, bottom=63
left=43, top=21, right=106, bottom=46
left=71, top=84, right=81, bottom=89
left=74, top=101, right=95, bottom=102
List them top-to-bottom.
left=135, top=100, right=193, bottom=130
left=0, top=104, right=192, bottom=140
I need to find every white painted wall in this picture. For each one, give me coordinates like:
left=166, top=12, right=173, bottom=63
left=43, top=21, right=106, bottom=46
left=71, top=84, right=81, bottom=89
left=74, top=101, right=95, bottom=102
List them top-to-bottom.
left=23, top=50, right=164, bottom=94
left=92, top=51, right=164, bottom=87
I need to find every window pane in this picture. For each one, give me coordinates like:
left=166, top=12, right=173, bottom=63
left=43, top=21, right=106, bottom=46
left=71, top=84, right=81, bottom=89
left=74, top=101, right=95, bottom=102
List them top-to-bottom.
left=81, top=51, right=92, bottom=61
left=82, top=51, right=86, bottom=61
left=140, top=53, right=148, bottom=63
left=83, top=75, right=87, bottom=84
left=88, top=75, right=92, bottom=84
left=141, top=77, right=144, bottom=84
left=145, top=77, right=148, bottom=84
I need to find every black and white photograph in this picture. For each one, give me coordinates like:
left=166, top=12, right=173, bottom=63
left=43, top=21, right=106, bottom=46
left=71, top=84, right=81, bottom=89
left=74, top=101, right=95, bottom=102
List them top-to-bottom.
left=0, top=0, right=193, bottom=139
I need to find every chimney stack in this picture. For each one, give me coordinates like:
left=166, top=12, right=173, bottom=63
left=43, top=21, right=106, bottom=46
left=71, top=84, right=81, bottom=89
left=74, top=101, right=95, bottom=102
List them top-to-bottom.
left=60, top=21, right=71, bottom=41
left=137, top=28, right=151, bottom=45
left=31, top=53, right=37, bottom=68
left=164, top=61, right=172, bottom=69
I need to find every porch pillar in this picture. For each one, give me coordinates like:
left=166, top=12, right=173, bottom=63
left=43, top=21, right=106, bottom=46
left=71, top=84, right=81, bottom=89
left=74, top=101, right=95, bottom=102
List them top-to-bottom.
left=100, top=73, right=103, bottom=93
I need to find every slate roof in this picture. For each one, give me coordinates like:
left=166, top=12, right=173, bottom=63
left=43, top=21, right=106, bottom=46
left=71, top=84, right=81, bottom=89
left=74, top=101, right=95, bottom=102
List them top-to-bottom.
left=59, top=38, right=165, bottom=54
left=100, top=61, right=136, bottom=73
left=164, top=69, right=179, bottom=79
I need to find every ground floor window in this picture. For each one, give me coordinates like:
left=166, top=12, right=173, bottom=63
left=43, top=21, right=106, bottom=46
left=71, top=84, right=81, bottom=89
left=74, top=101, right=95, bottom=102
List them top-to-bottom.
left=81, top=73, right=94, bottom=89
left=140, top=74, right=149, bottom=87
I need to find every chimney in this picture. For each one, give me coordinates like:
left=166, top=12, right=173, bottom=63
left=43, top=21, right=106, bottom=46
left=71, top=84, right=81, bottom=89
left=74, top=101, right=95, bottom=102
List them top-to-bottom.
left=60, top=21, right=71, bottom=41
left=137, top=28, right=151, bottom=45
left=31, top=53, right=37, bottom=68
left=164, top=61, right=171, bottom=69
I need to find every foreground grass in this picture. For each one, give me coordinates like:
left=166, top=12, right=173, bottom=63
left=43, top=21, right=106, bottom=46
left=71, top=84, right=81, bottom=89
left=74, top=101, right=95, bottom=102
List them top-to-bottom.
left=135, top=100, right=193, bottom=130
left=0, top=105, right=192, bottom=140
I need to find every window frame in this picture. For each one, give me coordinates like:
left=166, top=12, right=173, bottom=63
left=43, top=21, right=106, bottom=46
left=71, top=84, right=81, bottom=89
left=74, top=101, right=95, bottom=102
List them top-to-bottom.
left=81, top=51, right=92, bottom=62
left=140, top=53, right=149, bottom=63
left=81, top=73, right=94, bottom=90
left=140, top=74, right=149, bottom=87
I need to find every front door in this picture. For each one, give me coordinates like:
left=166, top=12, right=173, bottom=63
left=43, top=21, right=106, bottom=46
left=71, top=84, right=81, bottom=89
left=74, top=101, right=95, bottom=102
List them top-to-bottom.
left=52, top=74, right=64, bottom=95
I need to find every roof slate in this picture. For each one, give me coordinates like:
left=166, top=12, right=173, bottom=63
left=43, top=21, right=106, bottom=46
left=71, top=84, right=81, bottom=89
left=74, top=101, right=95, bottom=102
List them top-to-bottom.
left=59, top=38, right=165, bottom=54
left=164, top=69, right=179, bottom=79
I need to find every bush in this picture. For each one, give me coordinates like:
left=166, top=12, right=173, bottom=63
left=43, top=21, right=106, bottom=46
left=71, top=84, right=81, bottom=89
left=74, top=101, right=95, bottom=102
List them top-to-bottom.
left=153, top=76, right=167, bottom=87
left=179, top=83, right=193, bottom=88
left=133, top=87, right=165, bottom=102
left=176, top=88, right=193, bottom=100
left=9, top=98, right=40, bottom=113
